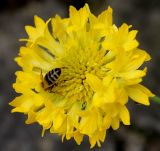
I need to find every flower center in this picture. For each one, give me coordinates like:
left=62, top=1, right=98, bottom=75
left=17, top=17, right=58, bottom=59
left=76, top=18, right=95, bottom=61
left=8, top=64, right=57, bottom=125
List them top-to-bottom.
left=51, top=47, right=110, bottom=102
left=53, top=60, right=94, bottom=102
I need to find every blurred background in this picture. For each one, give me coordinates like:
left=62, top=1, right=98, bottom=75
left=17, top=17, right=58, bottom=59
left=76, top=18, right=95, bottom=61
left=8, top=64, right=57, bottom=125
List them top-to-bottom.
left=0, top=0, right=160, bottom=151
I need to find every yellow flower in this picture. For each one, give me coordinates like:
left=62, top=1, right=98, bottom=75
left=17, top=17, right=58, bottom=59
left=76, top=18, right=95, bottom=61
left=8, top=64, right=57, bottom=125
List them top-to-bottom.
left=10, top=4, right=154, bottom=148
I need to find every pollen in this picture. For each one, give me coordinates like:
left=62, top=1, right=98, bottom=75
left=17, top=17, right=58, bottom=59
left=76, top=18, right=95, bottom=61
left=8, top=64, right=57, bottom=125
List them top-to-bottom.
left=53, top=44, right=109, bottom=103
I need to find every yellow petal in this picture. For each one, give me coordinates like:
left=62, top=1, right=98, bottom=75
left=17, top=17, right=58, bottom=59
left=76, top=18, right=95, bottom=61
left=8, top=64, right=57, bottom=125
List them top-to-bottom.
left=69, top=4, right=90, bottom=29
left=98, top=6, right=113, bottom=27
left=34, top=15, right=46, bottom=30
left=119, top=70, right=146, bottom=80
left=86, top=74, right=102, bottom=92
left=127, top=84, right=153, bottom=105
left=116, top=88, right=128, bottom=105
left=10, top=95, right=33, bottom=113
left=119, top=106, right=130, bottom=125
left=53, top=110, right=66, bottom=130
left=25, top=111, right=36, bottom=124
left=111, top=117, right=120, bottom=130
left=74, top=131, right=84, bottom=145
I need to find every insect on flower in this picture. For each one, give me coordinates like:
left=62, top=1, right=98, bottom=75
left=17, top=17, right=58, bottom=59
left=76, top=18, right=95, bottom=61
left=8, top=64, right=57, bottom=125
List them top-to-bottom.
left=10, top=4, right=154, bottom=148
left=41, top=68, right=61, bottom=91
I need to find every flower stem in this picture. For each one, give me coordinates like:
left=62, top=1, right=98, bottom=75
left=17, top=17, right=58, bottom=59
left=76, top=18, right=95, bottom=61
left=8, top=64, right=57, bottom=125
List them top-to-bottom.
left=150, top=96, right=160, bottom=104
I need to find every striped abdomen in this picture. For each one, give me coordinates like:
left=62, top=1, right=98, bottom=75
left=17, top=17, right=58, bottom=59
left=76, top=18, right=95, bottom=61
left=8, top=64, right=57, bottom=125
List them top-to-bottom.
left=44, top=68, right=61, bottom=86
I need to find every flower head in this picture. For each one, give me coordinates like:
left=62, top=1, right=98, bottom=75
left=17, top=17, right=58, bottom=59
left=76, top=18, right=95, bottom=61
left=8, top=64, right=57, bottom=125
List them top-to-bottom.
left=10, top=4, right=154, bottom=148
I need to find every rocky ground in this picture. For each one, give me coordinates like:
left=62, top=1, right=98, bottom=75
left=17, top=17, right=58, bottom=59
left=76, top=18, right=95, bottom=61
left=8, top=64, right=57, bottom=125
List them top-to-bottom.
left=0, top=0, right=160, bottom=151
